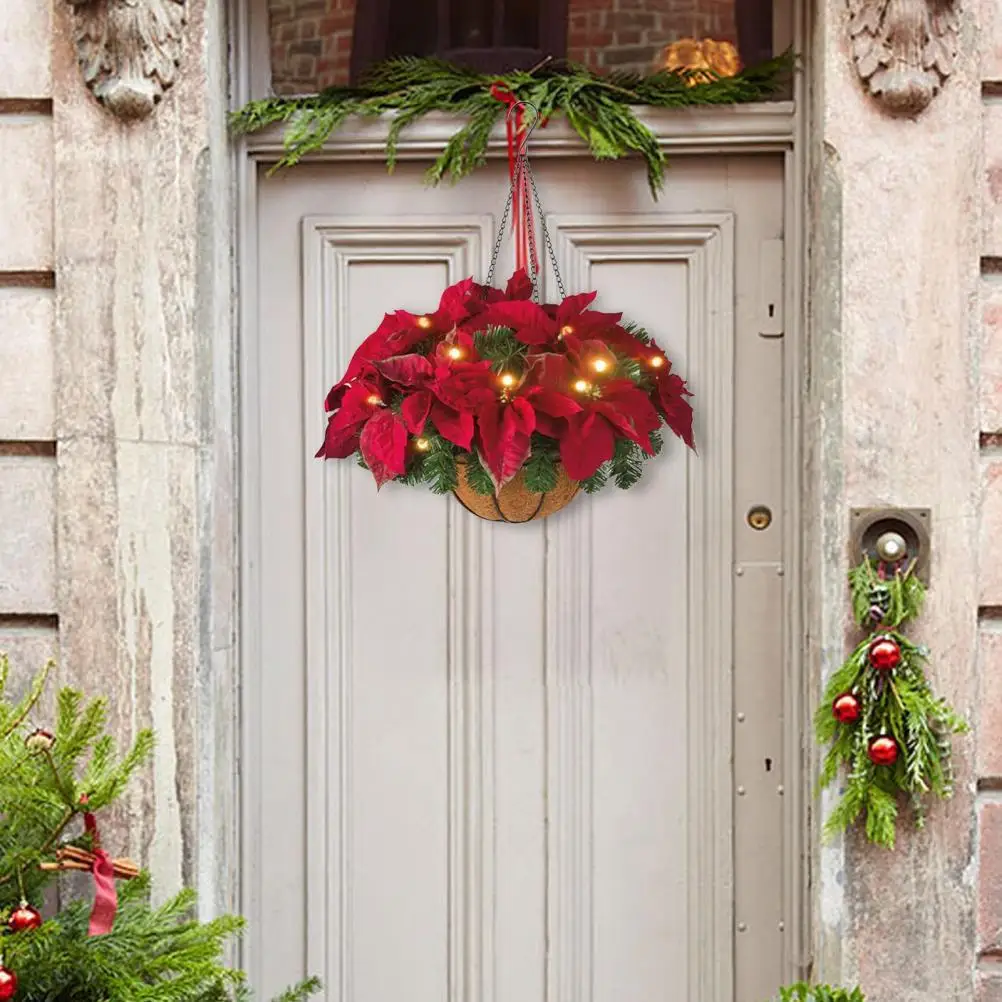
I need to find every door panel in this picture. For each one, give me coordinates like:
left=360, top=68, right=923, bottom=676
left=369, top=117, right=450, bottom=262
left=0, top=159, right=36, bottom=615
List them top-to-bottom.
left=247, top=155, right=786, bottom=1002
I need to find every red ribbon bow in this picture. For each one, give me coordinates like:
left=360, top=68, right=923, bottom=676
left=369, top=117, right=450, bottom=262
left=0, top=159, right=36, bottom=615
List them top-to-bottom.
left=489, top=83, right=540, bottom=279
left=83, top=807, right=117, bottom=936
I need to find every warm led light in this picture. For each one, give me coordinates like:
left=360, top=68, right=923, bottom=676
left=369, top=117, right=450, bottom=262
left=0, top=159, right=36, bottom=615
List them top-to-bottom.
left=416, top=315, right=433, bottom=330
left=559, top=325, right=574, bottom=337
left=447, top=346, right=464, bottom=360
left=649, top=355, right=665, bottom=369
left=591, top=358, right=610, bottom=373
left=499, top=372, right=517, bottom=388
left=573, top=379, right=592, bottom=394
left=366, top=394, right=382, bottom=405
left=414, top=437, right=431, bottom=451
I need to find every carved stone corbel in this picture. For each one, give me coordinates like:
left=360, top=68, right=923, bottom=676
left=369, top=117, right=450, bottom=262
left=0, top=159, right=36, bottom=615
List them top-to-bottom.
left=65, top=0, right=187, bottom=121
left=847, top=0, right=958, bottom=116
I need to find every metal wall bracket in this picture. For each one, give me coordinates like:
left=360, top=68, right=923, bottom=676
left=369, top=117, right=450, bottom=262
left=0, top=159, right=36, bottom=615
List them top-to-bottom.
left=849, top=507, right=932, bottom=583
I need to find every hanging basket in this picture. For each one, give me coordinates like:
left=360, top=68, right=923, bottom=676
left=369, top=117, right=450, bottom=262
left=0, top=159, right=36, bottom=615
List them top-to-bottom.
left=454, top=461, right=579, bottom=522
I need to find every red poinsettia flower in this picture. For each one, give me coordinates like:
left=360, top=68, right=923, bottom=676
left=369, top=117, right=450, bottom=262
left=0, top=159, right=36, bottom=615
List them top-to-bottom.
left=324, top=277, right=481, bottom=410
left=475, top=288, right=624, bottom=348
left=532, top=341, right=662, bottom=480
left=647, top=346, right=695, bottom=450
left=375, top=352, right=495, bottom=450
left=474, top=373, right=583, bottom=490
left=316, top=376, right=388, bottom=460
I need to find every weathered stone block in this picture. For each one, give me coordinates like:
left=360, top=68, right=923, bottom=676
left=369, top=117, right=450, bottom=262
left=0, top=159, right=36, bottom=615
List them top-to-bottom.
left=0, top=0, right=51, bottom=98
left=983, top=0, right=1002, bottom=83
left=0, top=119, right=53, bottom=271
left=983, top=277, right=1002, bottom=432
left=0, top=288, right=54, bottom=439
left=0, top=455, right=56, bottom=613
left=981, top=457, right=1002, bottom=604
left=0, top=626, right=58, bottom=700
left=978, top=629, right=1002, bottom=779
left=979, top=802, right=1002, bottom=955
left=979, top=971, right=1002, bottom=1002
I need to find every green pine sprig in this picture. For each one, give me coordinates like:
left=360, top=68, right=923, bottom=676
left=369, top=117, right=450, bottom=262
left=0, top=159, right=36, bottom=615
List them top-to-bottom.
left=230, top=53, right=794, bottom=197
left=473, top=326, right=528, bottom=375
left=815, top=562, right=967, bottom=849
left=777, top=984, right=866, bottom=1002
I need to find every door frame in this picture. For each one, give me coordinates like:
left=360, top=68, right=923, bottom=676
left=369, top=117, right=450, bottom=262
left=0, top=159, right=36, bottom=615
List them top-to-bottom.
left=220, top=0, right=814, bottom=991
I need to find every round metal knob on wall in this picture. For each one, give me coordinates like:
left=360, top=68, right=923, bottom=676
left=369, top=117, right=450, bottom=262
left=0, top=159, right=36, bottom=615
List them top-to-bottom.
left=747, top=505, right=772, bottom=531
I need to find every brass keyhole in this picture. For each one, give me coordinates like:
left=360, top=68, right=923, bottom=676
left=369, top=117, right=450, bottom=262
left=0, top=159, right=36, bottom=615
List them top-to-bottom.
left=747, top=506, right=772, bottom=531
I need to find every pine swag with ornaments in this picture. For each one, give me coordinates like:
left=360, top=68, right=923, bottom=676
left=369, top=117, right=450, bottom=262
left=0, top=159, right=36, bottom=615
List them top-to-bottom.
left=815, top=556, right=967, bottom=848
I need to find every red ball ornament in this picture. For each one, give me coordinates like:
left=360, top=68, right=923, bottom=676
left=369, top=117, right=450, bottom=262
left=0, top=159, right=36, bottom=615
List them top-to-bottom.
left=868, top=636, right=902, bottom=672
left=832, top=692, right=861, bottom=724
left=868, top=735, right=899, bottom=766
left=8, top=902, right=41, bottom=933
left=0, top=964, right=17, bottom=1001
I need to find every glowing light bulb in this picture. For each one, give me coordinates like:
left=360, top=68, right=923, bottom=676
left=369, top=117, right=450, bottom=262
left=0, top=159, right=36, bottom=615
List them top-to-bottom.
left=416, top=315, right=433, bottom=330
left=560, top=325, right=574, bottom=337
left=447, top=346, right=464, bottom=360
left=649, top=355, right=665, bottom=369
left=591, top=358, right=610, bottom=373
left=499, top=372, right=517, bottom=388
left=573, top=379, right=592, bottom=394
left=366, top=394, right=382, bottom=406
left=414, top=437, right=431, bottom=451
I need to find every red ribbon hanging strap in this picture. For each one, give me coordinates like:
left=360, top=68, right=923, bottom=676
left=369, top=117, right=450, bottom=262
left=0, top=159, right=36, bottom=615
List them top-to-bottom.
left=489, top=84, right=538, bottom=277
left=83, top=810, right=118, bottom=936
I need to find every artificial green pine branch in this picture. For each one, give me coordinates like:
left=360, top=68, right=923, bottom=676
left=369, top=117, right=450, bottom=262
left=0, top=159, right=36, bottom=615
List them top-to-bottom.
left=230, top=53, right=794, bottom=196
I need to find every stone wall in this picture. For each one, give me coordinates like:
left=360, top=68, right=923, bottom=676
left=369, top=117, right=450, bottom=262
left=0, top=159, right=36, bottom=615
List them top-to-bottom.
left=0, top=0, right=236, bottom=908
left=267, top=0, right=737, bottom=93
left=809, top=0, right=983, bottom=1000
left=977, top=0, right=1002, bottom=993
left=0, top=4, right=58, bottom=689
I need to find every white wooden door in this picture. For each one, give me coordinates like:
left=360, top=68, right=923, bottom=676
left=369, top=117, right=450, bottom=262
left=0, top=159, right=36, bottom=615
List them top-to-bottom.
left=245, top=153, right=789, bottom=1002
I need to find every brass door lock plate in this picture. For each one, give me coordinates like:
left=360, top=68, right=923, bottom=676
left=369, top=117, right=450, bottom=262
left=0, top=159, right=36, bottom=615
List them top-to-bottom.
left=849, top=508, right=931, bottom=583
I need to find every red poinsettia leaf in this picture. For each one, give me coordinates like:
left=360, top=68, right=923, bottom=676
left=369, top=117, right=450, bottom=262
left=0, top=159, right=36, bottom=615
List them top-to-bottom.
left=504, top=269, right=534, bottom=300
left=437, top=276, right=478, bottom=322
left=555, top=291, right=598, bottom=323
left=479, top=300, right=554, bottom=334
left=574, top=310, right=624, bottom=332
left=516, top=325, right=559, bottom=347
left=526, top=352, right=574, bottom=390
left=375, top=353, right=434, bottom=386
left=655, top=371, right=696, bottom=450
left=602, top=381, right=662, bottom=441
left=525, top=387, right=583, bottom=419
left=401, top=390, right=433, bottom=434
left=509, top=395, right=537, bottom=435
left=430, top=402, right=475, bottom=450
left=477, top=402, right=533, bottom=490
left=359, top=409, right=408, bottom=488
left=561, top=411, right=616, bottom=481
left=534, top=412, right=569, bottom=440
left=316, top=417, right=361, bottom=459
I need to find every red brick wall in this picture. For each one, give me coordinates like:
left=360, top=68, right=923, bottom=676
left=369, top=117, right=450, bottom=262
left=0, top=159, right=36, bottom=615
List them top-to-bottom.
left=268, top=0, right=738, bottom=94
left=269, top=0, right=355, bottom=94
left=567, top=0, right=737, bottom=75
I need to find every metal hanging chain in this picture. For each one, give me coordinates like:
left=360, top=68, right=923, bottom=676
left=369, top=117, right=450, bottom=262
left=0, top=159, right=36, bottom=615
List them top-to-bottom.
left=484, top=101, right=567, bottom=302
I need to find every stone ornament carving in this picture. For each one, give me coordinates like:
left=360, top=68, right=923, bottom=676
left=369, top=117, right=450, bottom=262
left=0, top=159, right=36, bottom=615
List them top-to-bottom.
left=65, top=0, right=187, bottom=120
left=847, top=0, right=958, bottom=115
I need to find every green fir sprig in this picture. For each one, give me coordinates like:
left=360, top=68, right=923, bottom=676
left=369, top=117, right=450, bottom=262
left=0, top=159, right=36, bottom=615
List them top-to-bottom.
left=230, top=53, right=794, bottom=196
left=815, top=559, right=967, bottom=848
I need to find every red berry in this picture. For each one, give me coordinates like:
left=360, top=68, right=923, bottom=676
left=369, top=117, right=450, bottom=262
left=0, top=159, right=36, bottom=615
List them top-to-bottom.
left=868, top=636, right=902, bottom=671
left=832, top=693, right=861, bottom=724
left=868, top=735, right=898, bottom=766
left=8, top=903, right=42, bottom=933
left=0, top=965, right=17, bottom=1001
